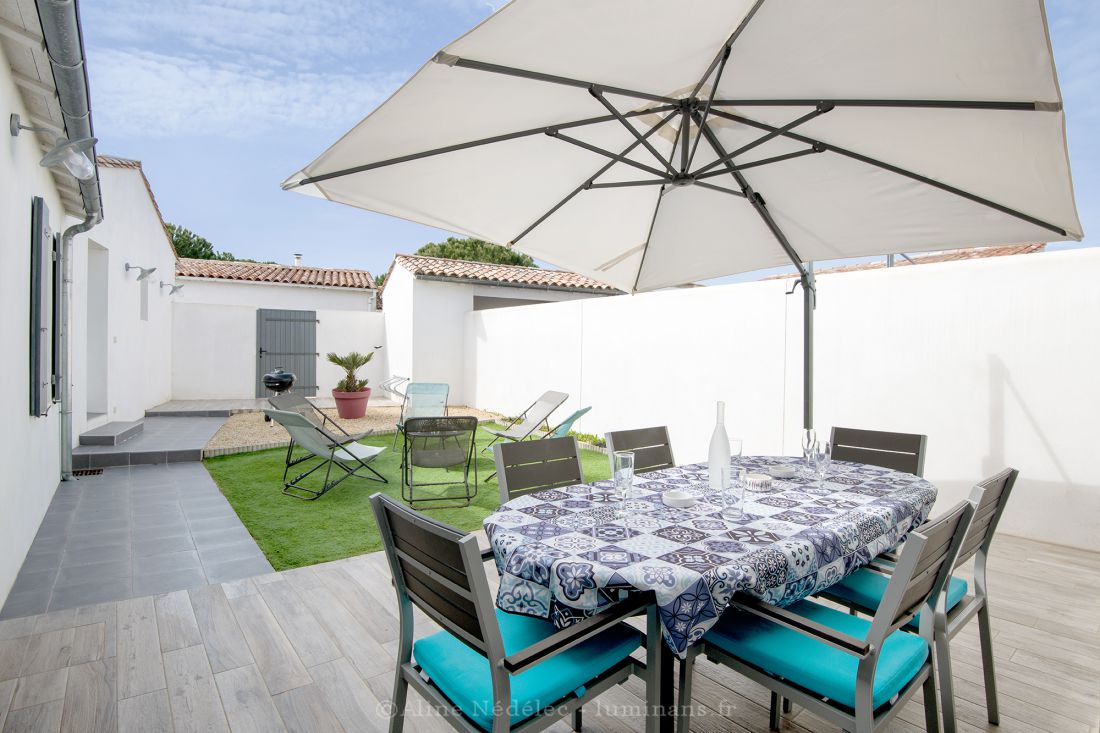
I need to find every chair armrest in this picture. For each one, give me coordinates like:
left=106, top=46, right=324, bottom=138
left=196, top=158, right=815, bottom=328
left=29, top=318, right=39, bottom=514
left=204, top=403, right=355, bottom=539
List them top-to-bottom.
left=480, top=546, right=495, bottom=561
left=503, top=593, right=653, bottom=675
left=731, top=597, right=870, bottom=657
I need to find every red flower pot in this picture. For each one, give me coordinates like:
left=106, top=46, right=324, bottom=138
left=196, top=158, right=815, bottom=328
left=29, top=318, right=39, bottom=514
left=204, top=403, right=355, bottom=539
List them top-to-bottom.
left=332, top=387, right=371, bottom=419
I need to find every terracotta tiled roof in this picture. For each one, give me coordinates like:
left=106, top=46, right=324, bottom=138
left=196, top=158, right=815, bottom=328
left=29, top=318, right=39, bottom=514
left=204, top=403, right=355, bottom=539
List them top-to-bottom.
left=95, top=154, right=178, bottom=258
left=767, top=244, right=1046, bottom=279
left=389, top=254, right=619, bottom=292
left=177, top=258, right=376, bottom=290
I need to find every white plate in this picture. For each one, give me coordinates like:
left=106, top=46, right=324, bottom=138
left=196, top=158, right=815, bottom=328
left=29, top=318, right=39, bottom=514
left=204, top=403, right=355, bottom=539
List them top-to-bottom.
left=767, top=465, right=797, bottom=479
left=663, top=490, right=697, bottom=508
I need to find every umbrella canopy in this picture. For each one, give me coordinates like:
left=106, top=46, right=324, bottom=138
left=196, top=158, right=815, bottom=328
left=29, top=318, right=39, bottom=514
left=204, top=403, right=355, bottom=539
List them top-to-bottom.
left=283, top=0, right=1081, bottom=424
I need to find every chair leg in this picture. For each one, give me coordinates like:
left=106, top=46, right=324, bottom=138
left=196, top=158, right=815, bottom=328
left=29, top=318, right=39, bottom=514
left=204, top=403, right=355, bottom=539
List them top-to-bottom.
left=977, top=605, right=1000, bottom=725
left=935, top=632, right=957, bottom=733
left=676, top=648, right=697, bottom=733
left=923, top=669, right=941, bottom=733
left=389, top=671, right=409, bottom=733
left=768, top=692, right=781, bottom=731
left=782, top=697, right=792, bottom=714
left=572, top=706, right=583, bottom=732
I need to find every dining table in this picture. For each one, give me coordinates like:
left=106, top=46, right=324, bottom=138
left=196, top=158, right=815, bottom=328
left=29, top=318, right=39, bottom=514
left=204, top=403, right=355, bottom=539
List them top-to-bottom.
left=483, top=454, right=938, bottom=729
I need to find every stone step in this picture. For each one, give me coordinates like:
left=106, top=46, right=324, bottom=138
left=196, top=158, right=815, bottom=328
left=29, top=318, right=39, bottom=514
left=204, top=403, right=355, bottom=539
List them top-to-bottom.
left=78, top=419, right=144, bottom=446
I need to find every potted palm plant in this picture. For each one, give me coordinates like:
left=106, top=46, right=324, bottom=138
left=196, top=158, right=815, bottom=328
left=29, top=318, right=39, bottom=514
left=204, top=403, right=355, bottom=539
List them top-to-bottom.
left=327, top=350, right=374, bottom=419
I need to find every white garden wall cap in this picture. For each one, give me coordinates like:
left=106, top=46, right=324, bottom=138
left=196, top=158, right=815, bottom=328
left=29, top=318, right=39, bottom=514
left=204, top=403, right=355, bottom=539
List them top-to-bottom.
left=765, top=244, right=1047, bottom=279
left=391, top=253, right=620, bottom=292
left=177, top=258, right=377, bottom=290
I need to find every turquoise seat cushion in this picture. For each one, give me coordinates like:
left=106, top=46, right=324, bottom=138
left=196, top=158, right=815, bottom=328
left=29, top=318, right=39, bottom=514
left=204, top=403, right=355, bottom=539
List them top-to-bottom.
left=827, top=569, right=969, bottom=629
left=704, top=600, right=928, bottom=710
left=413, top=609, right=642, bottom=731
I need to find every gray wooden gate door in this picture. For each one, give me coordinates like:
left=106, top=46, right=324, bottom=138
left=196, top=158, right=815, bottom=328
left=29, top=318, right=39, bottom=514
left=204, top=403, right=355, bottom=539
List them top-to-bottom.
left=256, top=309, right=318, bottom=397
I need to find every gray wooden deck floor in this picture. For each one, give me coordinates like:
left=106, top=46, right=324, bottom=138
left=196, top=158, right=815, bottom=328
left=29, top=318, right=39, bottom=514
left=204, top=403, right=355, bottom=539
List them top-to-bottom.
left=0, top=534, right=1096, bottom=733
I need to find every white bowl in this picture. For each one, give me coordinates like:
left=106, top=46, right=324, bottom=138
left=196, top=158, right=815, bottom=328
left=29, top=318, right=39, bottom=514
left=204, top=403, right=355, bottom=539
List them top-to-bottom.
left=767, top=465, right=797, bottom=479
left=745, top=473, right=772, bottom=488
left=663, top=490, right=697, bottom=508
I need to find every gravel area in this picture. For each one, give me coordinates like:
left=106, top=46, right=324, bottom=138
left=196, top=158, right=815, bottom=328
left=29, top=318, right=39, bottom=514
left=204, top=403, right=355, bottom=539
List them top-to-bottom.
left=204, top=405, right=501, bottom=455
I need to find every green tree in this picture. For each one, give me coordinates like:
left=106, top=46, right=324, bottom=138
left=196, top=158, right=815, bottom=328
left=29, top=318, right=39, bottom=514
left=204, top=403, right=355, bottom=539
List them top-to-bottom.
left=166, top=222, right=237, bottom=260
left=416, top=237, right=535, bottom=268
left=374, top=273, right=387, bottom=288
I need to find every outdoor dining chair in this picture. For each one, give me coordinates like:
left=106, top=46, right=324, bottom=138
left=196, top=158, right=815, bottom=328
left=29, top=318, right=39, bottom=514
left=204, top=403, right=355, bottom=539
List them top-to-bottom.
left=393, top=382, right=450, bottom=451
left=481, top=390, right=568, bottom=454
left=268, top=391, right=371, bottom=444
left=264, top=408, right=386, bottom=500
left=484, top=408, right=589, bottom=483
left=401, top=415, right=478, bottom=507
left=604, top=426, right=675, bottom=474
left=831, top=426, right=928, bottom=476
left=494, top=436, right=584, bottom=504
left=819, top=468, right=1019, bottom=733
left=370, top=492, right=662, bottom=733
left=676, top=492, right=980, bottom=733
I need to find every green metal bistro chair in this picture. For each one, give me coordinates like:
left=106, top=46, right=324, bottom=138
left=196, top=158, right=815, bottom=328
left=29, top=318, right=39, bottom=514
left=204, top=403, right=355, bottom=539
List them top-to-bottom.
left=264, top=408, right=386, bottom=500
left=401, top=416, right=479, bottom=507
left=604, top=426, right=675, bottom=474
left=830, top=426, right=929, bottom=477
left=495, top=437, right=585, bottom=504
left=818, top=469, right=1018, bottom=733
left=371, top=493, right=664, bottom=733
left=677, top=494, right=980, bottom=733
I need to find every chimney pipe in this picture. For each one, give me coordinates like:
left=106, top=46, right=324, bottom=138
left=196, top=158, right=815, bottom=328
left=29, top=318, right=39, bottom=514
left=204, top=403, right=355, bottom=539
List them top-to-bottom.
left=293, top=253, right=303, bottom=266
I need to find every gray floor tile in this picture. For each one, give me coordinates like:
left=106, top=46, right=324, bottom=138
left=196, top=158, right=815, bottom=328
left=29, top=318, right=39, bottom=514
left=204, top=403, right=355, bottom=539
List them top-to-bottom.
left=187, top=515, right=245, bottom=534
left=69, top=518, right=130, bottom=537
left=132, top=522, right=192, bottom=542
left=191, top=527, right=254, bottom=550
left=67, top=531, right=130, bottom=551
left=133, top=535, right=195, bottom=557
left=197, top=542, right=266, bottom=567
left=60, top=543, right=131, bottom=568
left=20, top=550, right=64, bottom=575
left=133, top=551, right=202, bottom=576
left=202, top=556, right=273, bottom=585
left=56, top=559, right=131, bottom=587
left=132, top=568, right=208, bottom=597
left=9, top=569, right=58, bottom=596
left=48, top=577, right=133, bottom=612
left=0, top=588, right=51, bottom=619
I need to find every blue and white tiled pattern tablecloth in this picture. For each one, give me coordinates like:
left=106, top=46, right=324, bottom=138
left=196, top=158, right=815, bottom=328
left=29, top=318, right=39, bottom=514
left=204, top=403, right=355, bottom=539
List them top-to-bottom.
left=484, top=455, right=937, bottom=657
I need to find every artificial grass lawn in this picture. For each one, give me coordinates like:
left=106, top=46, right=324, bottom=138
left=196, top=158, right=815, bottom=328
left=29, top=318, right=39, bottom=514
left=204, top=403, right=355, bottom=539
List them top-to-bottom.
left=204, top=425, right=610, bottom=571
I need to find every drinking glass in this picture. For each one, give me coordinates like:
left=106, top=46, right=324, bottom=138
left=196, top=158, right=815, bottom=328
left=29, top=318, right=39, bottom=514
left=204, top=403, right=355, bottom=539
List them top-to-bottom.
left=801, top=428, right=817, bottom=472
left=729, top=438, right=743, bottom=469
left=814, top=441, right=832, bottom=488
left=613, top=451, right=635, bottom=520
left=721, top=466, right=746, bottom=520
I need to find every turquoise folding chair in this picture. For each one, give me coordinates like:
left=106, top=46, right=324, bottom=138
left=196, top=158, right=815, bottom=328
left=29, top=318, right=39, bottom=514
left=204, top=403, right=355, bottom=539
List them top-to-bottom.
left=393, top=382, right=450, bottom=451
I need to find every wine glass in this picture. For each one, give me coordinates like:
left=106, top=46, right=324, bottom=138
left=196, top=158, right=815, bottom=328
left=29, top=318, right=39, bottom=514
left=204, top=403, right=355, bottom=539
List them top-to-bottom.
left=801, top=429, right=817, bottom=472
left=814, top=441, right=832, bottom=488
left=613, top=451, right=635, bottom=521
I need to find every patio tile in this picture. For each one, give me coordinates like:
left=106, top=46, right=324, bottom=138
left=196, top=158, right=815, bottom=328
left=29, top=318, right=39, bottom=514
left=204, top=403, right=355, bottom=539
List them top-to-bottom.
left=187, top=515, right=244, bottom=534
left=69, top=518, right=130, bottom=537
left=132, top=521, right=192, bottom=542
left=191, top=527, right=254, bottom=550
left=67, top=531, right=130, bottom=552
left=133, top=535, right=196, bottom=557
left=197, top=542, right=266, bottom=567
left=60, top=544, right=131, bottom=569
left=20, top=550, right=64, bottom=575
left=133, top=551, right=202, bottom=576
left=202, top=557, right=273, bottom=585
left=56, top=560, right=131, bottom=587
left=132, top=569, right=208, bottom=597
left=9, top=570, right=57, bottom=597
left=48, top=578, right=133, bottom=613
left=0, top=590, right=52, bottom=620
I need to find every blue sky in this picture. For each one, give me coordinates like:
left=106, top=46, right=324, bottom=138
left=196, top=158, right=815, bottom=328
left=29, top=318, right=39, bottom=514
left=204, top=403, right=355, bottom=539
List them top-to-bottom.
left=83, top=0, right=1097, bottom=280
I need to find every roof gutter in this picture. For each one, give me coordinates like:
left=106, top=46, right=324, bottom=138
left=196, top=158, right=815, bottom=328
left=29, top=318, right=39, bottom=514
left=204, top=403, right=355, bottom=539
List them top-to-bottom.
left=36, top=0, right=103, bottom=480
left=412, top=274, right=619, bottom=296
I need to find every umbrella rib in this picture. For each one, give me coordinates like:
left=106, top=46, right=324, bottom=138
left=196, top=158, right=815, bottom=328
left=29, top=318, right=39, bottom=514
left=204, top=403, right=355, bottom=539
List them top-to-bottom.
left=688, top=0, right=767, bottom=100
left=685, top=45, right=732, bottom=171
left=436, top=52, right=680, bottom=106
left=590, top=88, right=677, bottom=175
left=706, top=98, right=1054, bottom=111
left=692, top=104, right=832, bottom=177
left=287, top=105, right=677, bottom=188
left=708, top=108, right=1069, bottom=236
left=510, top=110, right=679, bottom=245
left=548, top=131, right=671, bottom=180
left=693, top=146, right=825, bottom=180
left=587, top=179, right=670, bottom=189
left=694, top=181, right=747, bottom=197
left=632, top=185, right=668, bottom=293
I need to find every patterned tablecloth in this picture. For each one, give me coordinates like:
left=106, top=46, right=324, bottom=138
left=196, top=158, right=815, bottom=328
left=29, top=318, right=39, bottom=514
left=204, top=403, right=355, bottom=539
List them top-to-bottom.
left=484, top=455, right=937, bottom=657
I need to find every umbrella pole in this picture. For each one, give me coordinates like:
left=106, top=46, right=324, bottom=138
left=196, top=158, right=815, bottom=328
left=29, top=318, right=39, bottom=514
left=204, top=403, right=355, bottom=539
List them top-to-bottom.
left=801, top=267, right=816, bottom=431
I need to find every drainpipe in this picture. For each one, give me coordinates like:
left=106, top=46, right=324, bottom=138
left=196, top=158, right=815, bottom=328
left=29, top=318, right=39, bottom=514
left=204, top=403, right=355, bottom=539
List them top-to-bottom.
left=35, top=0, right=104, bottom=479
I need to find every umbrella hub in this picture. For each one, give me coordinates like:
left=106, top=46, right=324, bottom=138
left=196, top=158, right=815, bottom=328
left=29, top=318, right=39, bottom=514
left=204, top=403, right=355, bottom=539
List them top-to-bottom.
left=669, top=173, right=696, bottom=188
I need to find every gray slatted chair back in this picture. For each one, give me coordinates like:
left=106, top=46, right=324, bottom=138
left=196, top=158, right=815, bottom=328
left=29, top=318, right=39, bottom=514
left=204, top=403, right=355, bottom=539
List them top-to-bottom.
left=265, top=408, right=336, bottom=458
left=406, top=416, right=478, bottom=470
left=605, top=426, right=675, bottom=474
left=830, top=426, right=928, bottom=477
left=495, top=437, right=584, bottom=504
left=954, top=468, right=1018, bottom=568
left=371, top=493, right=500, bottom=654
left=872, top=496, right=978, bottom=640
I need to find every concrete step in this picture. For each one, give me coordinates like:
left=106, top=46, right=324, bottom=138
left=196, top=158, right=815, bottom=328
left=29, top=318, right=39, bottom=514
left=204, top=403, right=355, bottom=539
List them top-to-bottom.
left=73, top=416, right=226, bottom=469
left=78, top=419, right=144, bottom=446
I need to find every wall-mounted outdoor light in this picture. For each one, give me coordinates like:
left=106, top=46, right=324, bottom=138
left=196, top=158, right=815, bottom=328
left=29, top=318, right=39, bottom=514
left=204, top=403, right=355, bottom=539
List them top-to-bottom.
left=10, top=114, right=98, bottom=181
left=125, top=263, right=156, bottom=280
left=160, top=281, right=184, bottom=294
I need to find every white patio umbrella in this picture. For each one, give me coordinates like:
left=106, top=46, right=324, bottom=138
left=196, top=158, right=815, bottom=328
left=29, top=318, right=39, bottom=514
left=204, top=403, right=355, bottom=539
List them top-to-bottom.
left=283, top=0, right=1082, bottom=428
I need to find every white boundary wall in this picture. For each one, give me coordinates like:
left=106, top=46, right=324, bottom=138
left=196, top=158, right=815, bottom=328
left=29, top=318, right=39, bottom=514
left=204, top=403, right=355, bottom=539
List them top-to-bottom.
left=465, top=248, right=1100, bottom=552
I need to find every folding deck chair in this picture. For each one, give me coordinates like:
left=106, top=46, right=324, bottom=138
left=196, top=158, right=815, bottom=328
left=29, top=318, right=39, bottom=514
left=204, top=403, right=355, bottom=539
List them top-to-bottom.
left=392, top=382, right=450, bottom=451
left=481, top=390, right=568, bottom=454
left=268, top=392, right=371, bottom=444
left=265, top=408, right=386, bottom=500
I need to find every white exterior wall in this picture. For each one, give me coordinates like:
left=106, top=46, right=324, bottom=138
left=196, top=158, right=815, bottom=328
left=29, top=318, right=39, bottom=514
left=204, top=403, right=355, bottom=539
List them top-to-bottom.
left=0, top=59, right=71, bottom=602
left=70, top=166, right=176, bottom=436
left=466, top=249, right=1100, bottom=552
left=382, top=266, right=609, bottom=404
left=179, top=278, right=375, bottom=312
left=172, top=303, right=386, bottom=399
